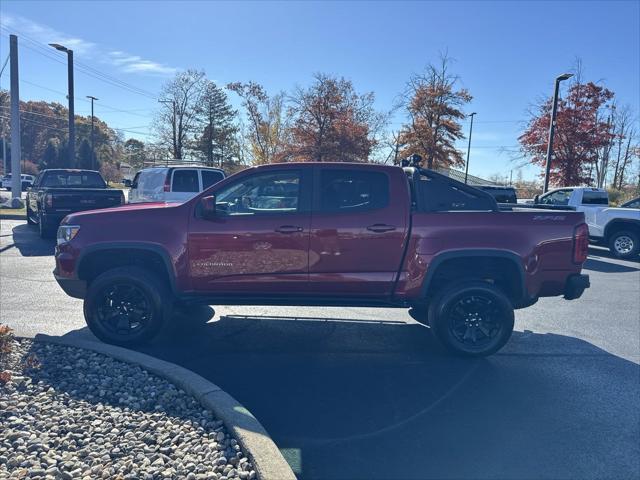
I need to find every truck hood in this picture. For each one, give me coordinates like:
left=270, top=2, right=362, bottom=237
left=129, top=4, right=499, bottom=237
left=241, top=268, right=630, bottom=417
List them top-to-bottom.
left=62, top=201, right=181, bottom=224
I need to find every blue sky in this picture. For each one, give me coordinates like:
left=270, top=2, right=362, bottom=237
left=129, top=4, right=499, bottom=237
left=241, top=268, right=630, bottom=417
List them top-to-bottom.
left=0, top=0, right=638, bottom=180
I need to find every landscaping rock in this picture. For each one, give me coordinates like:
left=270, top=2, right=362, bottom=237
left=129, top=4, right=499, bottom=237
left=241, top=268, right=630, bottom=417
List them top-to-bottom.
left=0, top=338, right=255, bottom=479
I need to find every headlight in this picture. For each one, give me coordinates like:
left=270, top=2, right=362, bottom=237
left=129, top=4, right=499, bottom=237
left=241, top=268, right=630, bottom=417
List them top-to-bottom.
left=57, top=225, right=80, bottom=245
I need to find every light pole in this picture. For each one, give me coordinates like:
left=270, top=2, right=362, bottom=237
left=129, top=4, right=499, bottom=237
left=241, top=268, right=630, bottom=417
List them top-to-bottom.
left=49, top=43, right=75, bottom=166
left=543, top=73, right=573, bottom=193
left=86, top=95, right=98, bottom=170
left=464, top=112, right=477, bottom=184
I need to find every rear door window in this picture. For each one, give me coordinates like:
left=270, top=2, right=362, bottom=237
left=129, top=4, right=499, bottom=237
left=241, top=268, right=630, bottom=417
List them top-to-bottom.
left=172, top=170, right=200, bottom=192
left=201, top=170, right=225, bottom=190
left=318, top=170, right=389, bottom=212
left=42, top=171, right=106, bottom=188
left=581, top=190, right=609, bottom=205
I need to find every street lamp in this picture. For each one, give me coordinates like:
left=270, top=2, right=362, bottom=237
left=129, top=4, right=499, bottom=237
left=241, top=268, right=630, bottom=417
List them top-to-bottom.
left=49, top=43, right=75, bottom=166
left=543, top=73, right=573, bottom=193
left=86, top=96, right=98, bottom=170
left=464, top=112, right=477, bottom=184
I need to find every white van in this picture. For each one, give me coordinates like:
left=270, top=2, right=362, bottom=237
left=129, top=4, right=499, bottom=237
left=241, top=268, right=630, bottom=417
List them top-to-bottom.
left=128, top=166, right=225, bottom=203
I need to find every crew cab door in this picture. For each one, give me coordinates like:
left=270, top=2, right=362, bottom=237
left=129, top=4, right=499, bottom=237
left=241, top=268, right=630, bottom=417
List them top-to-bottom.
left=308, top=166, right=409, bottom=297
left=188, top=168, right=313, bottom=295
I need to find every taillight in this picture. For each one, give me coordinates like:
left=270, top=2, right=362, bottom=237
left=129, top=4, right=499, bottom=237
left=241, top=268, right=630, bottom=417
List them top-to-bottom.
left=45, top=193, right=53, bottom=208
left=573, top=223, right=589, bottom=264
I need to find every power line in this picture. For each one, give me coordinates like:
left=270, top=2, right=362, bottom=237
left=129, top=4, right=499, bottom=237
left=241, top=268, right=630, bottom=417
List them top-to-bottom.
left=0, top=25, right=159, bottom=100
left=18, top=78, right=154, bottom=119
left=0, top=114, right=68, bottom=132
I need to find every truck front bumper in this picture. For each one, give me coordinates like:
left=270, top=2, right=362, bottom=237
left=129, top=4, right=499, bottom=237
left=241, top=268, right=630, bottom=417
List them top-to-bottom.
left=54, top=273, right=87, bottom=299
left=563, top=274, right=590, bottom=300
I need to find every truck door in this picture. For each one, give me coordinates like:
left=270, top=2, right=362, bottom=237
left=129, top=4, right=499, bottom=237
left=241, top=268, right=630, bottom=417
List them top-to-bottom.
left=308, top=166, right=409, bottom=297
left=188, top=167, right=313, bottom=295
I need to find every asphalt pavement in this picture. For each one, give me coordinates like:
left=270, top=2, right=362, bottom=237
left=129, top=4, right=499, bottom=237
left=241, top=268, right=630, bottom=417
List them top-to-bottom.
left=1, top=217, right=639, bottom=479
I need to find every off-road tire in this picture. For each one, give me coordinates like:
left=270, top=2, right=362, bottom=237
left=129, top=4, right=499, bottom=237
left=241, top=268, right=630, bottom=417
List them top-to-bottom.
left=83, top=266, right=173, bottom=346
left=428, top=281, right=514, bottom=357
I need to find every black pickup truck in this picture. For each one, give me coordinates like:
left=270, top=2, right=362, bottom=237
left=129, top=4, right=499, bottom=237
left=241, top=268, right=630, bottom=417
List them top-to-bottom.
left=26, top=169, right=125, bottom=238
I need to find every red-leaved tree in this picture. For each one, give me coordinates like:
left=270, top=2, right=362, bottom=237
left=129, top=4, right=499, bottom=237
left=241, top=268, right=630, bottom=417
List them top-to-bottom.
left=519, top=80, right=614, bottom=186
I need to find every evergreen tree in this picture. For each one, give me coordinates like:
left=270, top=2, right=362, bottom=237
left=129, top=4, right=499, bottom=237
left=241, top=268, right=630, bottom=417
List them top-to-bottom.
left=194, top=81, right=238, bottom=167
left=40, top=139, right=60, bottom=170
left=77, top=139, right=95, bottom=170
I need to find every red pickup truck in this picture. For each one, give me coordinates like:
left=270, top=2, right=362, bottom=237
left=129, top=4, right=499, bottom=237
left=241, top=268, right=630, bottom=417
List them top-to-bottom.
left=54, top=163, right=590, bottom=356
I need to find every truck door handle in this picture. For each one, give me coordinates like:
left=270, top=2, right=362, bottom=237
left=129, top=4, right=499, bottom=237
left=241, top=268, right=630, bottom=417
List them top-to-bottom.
left=366, top=224, right=396, bottom=233
left=275, top=225, right=303, bottom=234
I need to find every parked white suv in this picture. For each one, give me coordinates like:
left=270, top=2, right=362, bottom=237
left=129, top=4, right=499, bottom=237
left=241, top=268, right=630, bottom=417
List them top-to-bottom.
left=128, top=166, right=225, bottom=204
left=535, top=187, right=640, bottom=259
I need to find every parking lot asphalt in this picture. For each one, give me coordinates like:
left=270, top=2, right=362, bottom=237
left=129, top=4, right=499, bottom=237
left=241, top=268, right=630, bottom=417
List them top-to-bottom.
left=1, top=217, right=639, bottom=479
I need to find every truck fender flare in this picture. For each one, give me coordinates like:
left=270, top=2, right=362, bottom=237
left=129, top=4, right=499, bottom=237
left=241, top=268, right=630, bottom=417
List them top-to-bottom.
left=603, top=219, right=640, bottom=240
left=76, top=242, right=178, bottom=294
left=419, top=249, right=527, bottom=303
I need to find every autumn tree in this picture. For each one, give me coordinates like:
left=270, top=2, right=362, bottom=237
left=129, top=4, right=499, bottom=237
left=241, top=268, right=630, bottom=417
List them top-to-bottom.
left=398, top=55, right=472, bottom=169
left=155, top=69, right=206, bottom=159
left=286, top=73, right=385, bottom=162
left=519, top=77, right=614, bottom=186
left=193, top=81, right=238, bottom=167
left=227, top=82, right=290, bottom=164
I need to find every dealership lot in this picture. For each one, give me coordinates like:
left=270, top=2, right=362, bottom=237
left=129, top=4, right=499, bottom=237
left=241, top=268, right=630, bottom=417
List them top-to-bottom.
left=1, top=217, right=639, bottom=479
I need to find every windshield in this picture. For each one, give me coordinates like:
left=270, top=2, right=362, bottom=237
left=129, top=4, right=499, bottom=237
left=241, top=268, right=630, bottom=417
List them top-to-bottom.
left=42, top=171, right=107, bottom=188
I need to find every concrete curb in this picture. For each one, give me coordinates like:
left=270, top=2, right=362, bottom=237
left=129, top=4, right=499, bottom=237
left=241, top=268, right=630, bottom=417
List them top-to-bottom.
left=0, top=213, right=26, bottom=220
left=34, top=334, right=296, bottom=480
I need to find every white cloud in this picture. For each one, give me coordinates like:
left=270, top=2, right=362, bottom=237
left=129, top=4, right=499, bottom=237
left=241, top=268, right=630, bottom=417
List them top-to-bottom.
left=1, top=14, right=176, bottom=76
left=106, top=51, right=176, bottom=75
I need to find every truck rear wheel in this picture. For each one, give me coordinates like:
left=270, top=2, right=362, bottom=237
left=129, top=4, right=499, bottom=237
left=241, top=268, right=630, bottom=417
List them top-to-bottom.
left=608, top=230, right=639, bottom=259
left=83, top=266, right=172, bottom=346
left=428, top=281, right=514, bottom=357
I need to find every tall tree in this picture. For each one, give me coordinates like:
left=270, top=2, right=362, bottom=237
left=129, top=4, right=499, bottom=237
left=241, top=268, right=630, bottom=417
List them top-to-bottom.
left=398, top=55, right=472, bottom=169
left=155, top=69, right=206, bottom=159
left=287, top=73, right=384, bottom=162
left=519, top=77, right=614, bottom=186
left=193, top=81, right=238, bottom=167
left=227, top=82, right=289, bottom=164
left=610, top=105, right=639, bottom=189
left=40, top=138, right=60, bottom=170
left=124, top=138, right=146, bottom=170
left=77, top=139, right=96, bottom=170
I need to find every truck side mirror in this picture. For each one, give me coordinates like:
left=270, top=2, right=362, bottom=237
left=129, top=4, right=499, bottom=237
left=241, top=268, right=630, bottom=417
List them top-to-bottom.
left=533, top=194, right=540, bottom=204
left=200, top=195, right=216, bottom=219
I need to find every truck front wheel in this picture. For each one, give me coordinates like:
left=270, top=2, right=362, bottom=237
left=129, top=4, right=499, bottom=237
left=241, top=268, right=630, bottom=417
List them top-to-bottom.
left=608, top=230, right=639, bottom=259
left=83, top=266, right=172, bottom=346
left=428, top=281, right=514, bottom=357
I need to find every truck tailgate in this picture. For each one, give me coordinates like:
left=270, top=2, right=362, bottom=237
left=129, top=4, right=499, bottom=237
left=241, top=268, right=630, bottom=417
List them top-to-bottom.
left=48, top=189, right=124, bottom=212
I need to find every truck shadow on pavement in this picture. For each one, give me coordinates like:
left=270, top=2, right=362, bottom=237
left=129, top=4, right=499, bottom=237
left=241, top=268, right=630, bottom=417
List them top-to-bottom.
left=10, top=223, right=55, bottom=256
left=107, top=312, right=640, bottom=480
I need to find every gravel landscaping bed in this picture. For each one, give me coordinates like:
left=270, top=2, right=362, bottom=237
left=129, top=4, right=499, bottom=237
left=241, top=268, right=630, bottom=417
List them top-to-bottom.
left=0, top=334, right=256, bottom=480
